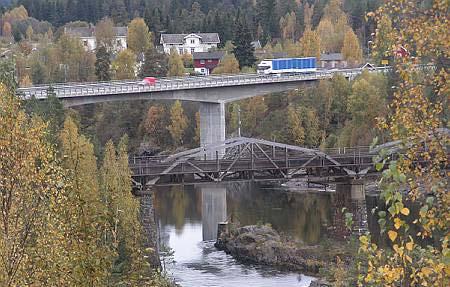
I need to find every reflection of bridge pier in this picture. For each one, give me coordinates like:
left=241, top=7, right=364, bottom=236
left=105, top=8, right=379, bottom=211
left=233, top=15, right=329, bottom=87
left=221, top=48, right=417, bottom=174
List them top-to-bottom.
left=332, top=180, right=368, bottom=237
left=199, top=185, right=227, bottom=241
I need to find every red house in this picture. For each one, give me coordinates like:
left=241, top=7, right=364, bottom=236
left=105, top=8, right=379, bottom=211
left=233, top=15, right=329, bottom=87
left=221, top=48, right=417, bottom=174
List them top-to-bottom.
left=193, top=51, right=225, bottom=75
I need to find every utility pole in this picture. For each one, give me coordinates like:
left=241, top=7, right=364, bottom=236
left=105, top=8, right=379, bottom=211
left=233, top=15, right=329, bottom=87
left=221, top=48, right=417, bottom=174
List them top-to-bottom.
left=237, top=105, right=241, bottom=137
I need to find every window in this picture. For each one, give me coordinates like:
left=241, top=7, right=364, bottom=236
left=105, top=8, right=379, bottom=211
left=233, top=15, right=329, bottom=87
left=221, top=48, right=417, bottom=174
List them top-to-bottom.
left=191, top=39, right=195, bottom=44
left=83, top=40, right=88, bottom=46
left=179, top=48, right=183, bottom=54
left=191, top=48, right=195, bottom=54
left=207, top=59, right=212, bottom=62
left=200, top=60, right=205, bottom=64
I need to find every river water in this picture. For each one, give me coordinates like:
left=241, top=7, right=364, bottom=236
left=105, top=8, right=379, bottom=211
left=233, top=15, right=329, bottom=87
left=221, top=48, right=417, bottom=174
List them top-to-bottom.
left=154, top=181, right=372, bottom=287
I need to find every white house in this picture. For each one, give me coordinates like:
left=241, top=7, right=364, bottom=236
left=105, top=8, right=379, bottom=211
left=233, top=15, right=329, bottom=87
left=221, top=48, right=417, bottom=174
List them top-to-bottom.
left=64, top=26, right=128, bottom=52
left=160, top=33, right=220, bottom=54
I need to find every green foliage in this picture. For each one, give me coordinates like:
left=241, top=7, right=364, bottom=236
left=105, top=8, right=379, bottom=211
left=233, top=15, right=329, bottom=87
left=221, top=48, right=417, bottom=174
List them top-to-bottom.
left=232, top=18, right=256, bottom=69
left=95, top=46, right=112, bottom=81
left=140, top=47, right=168, bottom=78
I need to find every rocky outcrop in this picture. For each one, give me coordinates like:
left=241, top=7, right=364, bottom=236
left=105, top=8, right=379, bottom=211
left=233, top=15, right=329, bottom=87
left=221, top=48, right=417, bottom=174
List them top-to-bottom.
left=215, top=224, right=327, bottom=273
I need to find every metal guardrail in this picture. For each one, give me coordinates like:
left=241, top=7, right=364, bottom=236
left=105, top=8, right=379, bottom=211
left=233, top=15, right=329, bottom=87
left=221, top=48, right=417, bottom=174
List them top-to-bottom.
left=17, top=67, right=391, bottom=99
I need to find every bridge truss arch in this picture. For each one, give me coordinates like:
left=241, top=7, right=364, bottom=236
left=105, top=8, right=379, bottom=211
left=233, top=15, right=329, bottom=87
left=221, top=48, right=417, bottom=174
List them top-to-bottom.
left=130, top=137, right=374, bottom=188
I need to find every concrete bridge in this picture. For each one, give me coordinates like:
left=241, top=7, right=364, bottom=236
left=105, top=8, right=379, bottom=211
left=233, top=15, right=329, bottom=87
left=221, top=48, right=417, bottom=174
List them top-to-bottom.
left=17, top=67, right=390, bottom=149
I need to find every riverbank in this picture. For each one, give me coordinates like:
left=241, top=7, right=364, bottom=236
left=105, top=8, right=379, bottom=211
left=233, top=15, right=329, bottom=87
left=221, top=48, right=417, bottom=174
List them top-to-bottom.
left=215, top=223, right=355, bottom=282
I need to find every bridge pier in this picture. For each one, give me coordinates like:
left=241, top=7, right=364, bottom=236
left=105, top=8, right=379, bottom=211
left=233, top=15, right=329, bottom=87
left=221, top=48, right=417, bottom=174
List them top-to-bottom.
left=199, top=102, right=225, bottom=158
left=336, top=179, right=365, bottom=200
left=335, top=180, right=367, bottom=235
left=200, top=185, right=227, bottom=241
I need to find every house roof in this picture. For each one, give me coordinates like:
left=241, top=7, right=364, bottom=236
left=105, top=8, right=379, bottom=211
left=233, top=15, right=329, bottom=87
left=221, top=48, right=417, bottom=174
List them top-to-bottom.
left=65, top=26, right=128, bottom=38
left=161, top=33, right=220, bottom=44
left=193, top=51, right=225, bottom=60
left=272, top=52, right=288, bottom=58
left=320, top=53, right=343, bottom=61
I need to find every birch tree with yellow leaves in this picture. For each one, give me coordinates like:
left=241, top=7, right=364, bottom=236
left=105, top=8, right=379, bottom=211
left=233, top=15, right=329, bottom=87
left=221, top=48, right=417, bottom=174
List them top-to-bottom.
left=358, top=1, right=449, bottom=286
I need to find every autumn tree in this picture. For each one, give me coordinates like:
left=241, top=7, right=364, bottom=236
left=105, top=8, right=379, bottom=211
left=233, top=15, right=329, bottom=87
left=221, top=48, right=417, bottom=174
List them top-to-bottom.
left=358, top=1, right=449, bottom=286
left=279, top=11, right=297, bottom=40
left=371, top=14, right=396, bottom=65
left=96, top=17, right=115, bottom=50
left=127, top=17, right=153, bottom=55
left=297, top=26, right=321, bottom=59
left=341, top=29, right=363, bottom=66
left=112, top=49, right=136, bottom=79
left=168, top=49, right=184, bottom=77
left=212, top=53, right=240, bottom=74
left=339, top=71, right=387, bottom=146
left=0, top=84, right=71, bottom=285
left=241, top=96, right=267, bottom=136
left=168, top=100, right=188, bottom=146
left=142, top=104, right=169, bottom=147
left=287, top=106, right=305, bottom=145
left=194, top=111, right=200, bottom=145
left=59, top=116, right=114, bottom=285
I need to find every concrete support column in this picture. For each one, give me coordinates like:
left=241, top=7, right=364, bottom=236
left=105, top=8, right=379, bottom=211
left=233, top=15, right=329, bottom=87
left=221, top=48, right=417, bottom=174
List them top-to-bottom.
left=199, top=102, right=225, bottom=158
left=335, top=180, right=367, bottom=235
left=200, top=185, right=227, bottom=241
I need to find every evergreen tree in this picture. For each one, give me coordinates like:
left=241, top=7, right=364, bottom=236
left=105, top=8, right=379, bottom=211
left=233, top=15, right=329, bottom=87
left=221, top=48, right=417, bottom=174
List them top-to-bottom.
left=256, top=0, right=277, bottom=43
left=232, top=18, right=256, bottom=69
left=95, top=46, right=111, bottom=81
left=140, top=47, right=168, bottom=77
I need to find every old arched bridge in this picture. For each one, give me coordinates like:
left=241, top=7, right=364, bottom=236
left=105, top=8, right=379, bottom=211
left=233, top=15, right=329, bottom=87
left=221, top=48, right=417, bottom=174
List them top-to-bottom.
left=129, top=137, right=404, bottom=188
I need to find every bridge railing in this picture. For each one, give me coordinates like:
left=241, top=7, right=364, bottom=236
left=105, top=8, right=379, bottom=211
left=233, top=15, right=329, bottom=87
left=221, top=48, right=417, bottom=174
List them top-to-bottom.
left=18, top=68, right=382, bottom=99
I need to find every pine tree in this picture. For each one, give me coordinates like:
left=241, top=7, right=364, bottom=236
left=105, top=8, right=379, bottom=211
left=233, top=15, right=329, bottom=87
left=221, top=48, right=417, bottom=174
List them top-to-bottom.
left=256, top=0, right=277, bottom=43
left=232, top=18, right=256, bottom=69
left=95, top=46, right=112, bottom=81
left=140, top=46, right=168, bottom=77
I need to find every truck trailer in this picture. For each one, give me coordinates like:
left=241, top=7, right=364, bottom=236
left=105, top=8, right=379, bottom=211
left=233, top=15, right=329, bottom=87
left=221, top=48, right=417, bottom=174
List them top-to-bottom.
left=257, top=57, right=317, bottom=75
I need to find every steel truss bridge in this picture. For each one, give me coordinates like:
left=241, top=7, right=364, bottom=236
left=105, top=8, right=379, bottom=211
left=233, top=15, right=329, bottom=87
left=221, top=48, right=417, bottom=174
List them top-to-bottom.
left=130, top=130, right=449, bottom=188
left=130, top=138, right=384, bottom=188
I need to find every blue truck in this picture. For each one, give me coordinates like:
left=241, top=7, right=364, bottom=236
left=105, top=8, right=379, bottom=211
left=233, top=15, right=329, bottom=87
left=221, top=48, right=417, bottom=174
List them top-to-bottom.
left=257, top=57, right=317, bottom=75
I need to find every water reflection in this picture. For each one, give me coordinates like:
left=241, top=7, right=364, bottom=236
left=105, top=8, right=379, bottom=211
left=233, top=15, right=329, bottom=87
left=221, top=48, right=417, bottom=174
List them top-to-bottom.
left=154, top=182, right=373, bottom=287
left=201, top=185, right=227, bottom=241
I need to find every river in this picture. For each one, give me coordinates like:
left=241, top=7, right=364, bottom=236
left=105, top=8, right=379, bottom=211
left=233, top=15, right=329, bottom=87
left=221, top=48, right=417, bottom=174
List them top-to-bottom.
left=154, top=181, right=372, bottom=287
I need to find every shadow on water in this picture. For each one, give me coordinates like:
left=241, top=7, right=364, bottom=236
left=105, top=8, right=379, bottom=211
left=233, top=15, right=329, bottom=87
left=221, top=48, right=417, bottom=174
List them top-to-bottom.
left=153, top=181, right=378, bottom=287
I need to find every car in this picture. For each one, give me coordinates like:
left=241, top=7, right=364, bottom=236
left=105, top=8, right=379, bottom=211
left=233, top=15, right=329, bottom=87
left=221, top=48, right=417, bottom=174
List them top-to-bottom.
left=140, top=77, right=157, bottom=86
